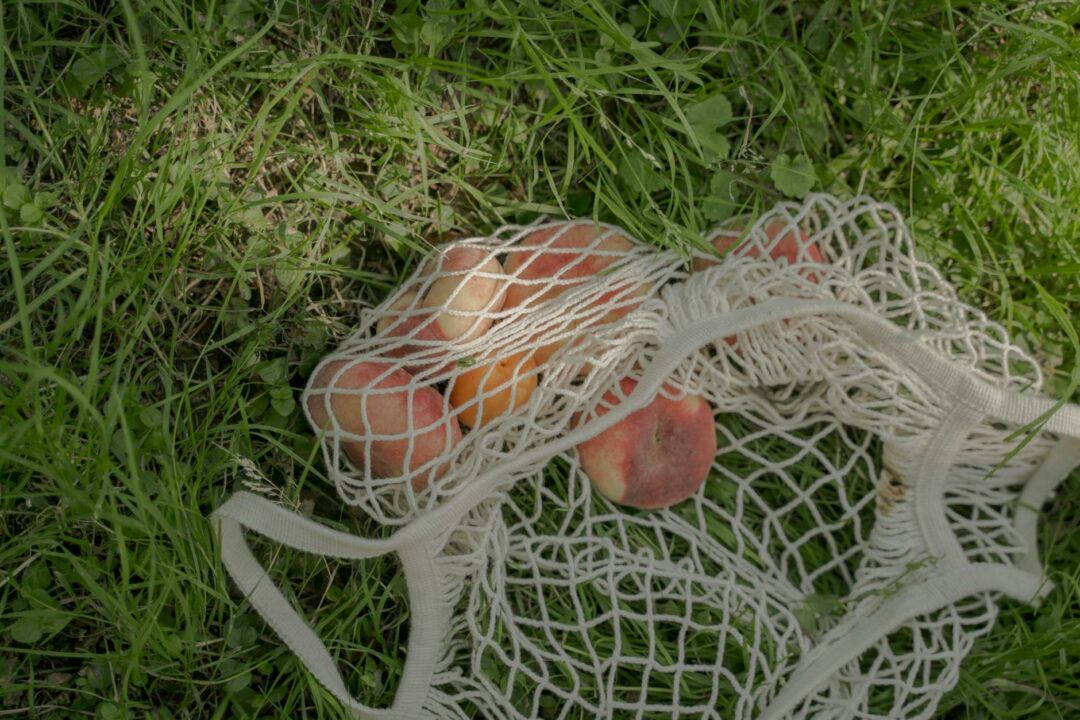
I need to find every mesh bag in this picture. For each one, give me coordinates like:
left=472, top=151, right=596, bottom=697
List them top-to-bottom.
left=211, top=195, right=1080, bottom=719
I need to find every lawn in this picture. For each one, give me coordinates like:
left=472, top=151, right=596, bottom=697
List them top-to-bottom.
left=2, top=1, right=1079, bottom=718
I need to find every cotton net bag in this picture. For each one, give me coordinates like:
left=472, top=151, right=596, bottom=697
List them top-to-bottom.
left=211, top=194, right=1080, bottom=719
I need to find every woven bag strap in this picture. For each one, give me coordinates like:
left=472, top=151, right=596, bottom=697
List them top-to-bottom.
left=211, top=493, right=442, bottom=719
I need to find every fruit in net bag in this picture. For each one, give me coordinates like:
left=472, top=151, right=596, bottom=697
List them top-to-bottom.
left=503, top=223, right=649, bottom=366
left=377, top=246, right=507, bottom=375
left=449, top=352, right=539, bottom=429
left=306, top=359, right=461, bottom=491
left=577, top=378, right=717, bottom=509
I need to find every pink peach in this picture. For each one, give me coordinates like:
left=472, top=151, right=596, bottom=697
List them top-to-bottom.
left=692, top=220, right=824, bottom=273
left=693, top=220, right=824, bottom=346
left=503, top=224, right=648, bottom=366
left=504, top=224, right=636, bottom=308
left=421, top=246, right=506, bottom=342
left=376, top=247, right=506, bottom=376
left=375, top=290, right=447, bottom=344
left=375, top=290, right=454, bottom=377
left=306, top=359, right=462, bottom=491
left=577, top=378, right=717, bottom=510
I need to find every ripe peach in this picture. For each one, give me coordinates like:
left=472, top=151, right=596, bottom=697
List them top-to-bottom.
left=691, top=220, right=824, bottom=273
left=693, top=220, right=825, bottom=347
left=503, top=223, right=647, bottom=366
left=377, top=246, right=506, bottom=375
left=421, top=246, right=506, bottom=342
left=375, top=289, right=445, bottom=342
left=375, top=289, right=456, bottom=377
left=376, top=290, right=418, bottom=336
left=449, top=352, right=538, bottom=428
left=306, top=359, right=462, bottom=491
left=576, top=378, right=717, bottom=510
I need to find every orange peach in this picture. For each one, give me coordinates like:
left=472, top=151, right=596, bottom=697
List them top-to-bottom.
left=692, top=220, right=824, bottom=273
left=503, top=224, right=647, bottom=366
left=449, top=352, right=538, bottom=428
left=306, top=359, right=462, bottom=491
left=577, top=378, right=717, bottom=510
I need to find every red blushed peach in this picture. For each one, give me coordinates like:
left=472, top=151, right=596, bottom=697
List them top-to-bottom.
left=691, top=220, right=824, bottom=273
left=693, top=220, right=825, bottom=347
left=503, top=224, right=648, bottom=367
left=504, top=224, right=636, bottom=307
left=422, top=246, right=506, bottom=343
left=376, top=247, right=506, bottom=376
left=375, top=290, right=454, bottom=377
left=376, top=290, right=448, bottom=344
left=376, top=290, right=419, bottom=336
left=306, top=360, right=462, bottom=491
left=576, top=378, right=717, bottom=510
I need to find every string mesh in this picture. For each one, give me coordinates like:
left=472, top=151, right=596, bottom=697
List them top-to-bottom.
left=301, top=195, right=1061, bottom=719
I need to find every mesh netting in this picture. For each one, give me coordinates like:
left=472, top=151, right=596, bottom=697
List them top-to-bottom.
left=273, top=195, right=1073, bottom=719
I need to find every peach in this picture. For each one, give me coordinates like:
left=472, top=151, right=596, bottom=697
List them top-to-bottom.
left=691, top=220, right=824, bottom=273
left=693, top=221, right=825, bottom=347
left=503, top=224, right=648, bottom=366
left=376, top=246, right=506, bottom=376
left=421, top=246, right=506, bottom=343
left=375, top=289, right=456, bottom=377
left=375, top=290, right=444, bottom=343
left=376, top=290, right=419, bottom=336
left=449, top=352, right=538, bottom=428
left=306, top=359, right=462, bottom=491
left=576, top=378, right=717, bottom=510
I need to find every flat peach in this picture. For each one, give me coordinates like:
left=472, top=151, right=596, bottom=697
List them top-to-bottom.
left=577, top=378, right=717, bottom=510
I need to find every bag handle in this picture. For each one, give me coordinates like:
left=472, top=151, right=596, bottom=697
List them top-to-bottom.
left=404, top=296, right=1080, bottom=536
left=671, top=296, right=1080, bottom=435
left=1014, top=435, right=1080, bottom=577
left=211, top=492, right=442, bottom=720
left=758, top=562, right=1049, bottom=720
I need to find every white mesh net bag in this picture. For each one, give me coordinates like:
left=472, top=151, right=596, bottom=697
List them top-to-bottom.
left=211, top=195, right=1080, bottom=719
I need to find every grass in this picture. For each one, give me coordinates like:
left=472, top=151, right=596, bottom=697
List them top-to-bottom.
left=1, top=0, right=1078, bottom=717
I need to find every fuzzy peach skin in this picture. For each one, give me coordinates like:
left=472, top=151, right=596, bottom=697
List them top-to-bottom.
left=691, top=220, right=824, bottom=272
left=503, top=224, right=649, bottom=366
left=376, top=246, right=506, bottom=375
left=422, top=246, right=506, bottom=342
left=374, top=289, right=457, bottom=377
left=375, top=289, right=446, bottom=343
left=449, top=352, right=538, bottom=429
left=306, top=359, right=462, bottom=491
left=576, top=378, right=717, bottom=510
